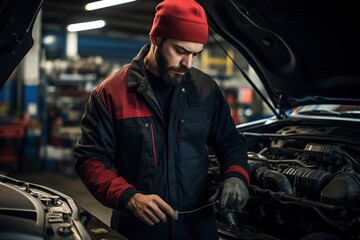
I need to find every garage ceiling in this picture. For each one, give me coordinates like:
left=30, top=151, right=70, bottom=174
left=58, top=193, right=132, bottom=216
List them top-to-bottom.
left=42, top=0, right=161, bottom=37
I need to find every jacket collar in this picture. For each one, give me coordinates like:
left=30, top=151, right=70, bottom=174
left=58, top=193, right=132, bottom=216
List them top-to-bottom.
left=127, top=44, right=150, bottom=89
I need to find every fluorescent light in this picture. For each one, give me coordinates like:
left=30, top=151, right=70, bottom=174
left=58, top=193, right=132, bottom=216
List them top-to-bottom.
left=85, top=0, right=135, bottom=11
left=67, top=20, right=106, bottom=32
left=43, top=35, right=56, bottom=45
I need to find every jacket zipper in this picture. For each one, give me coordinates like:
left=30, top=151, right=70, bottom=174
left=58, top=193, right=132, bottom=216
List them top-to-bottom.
left=178, top=118, right=184, bottom=138
left=147, top=122, right=157, bottom=167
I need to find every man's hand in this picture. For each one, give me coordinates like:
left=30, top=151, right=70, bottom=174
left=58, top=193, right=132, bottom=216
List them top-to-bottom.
left=209, top=177, right=249, bottom=210
left=127, top=193, right=177, bottom=226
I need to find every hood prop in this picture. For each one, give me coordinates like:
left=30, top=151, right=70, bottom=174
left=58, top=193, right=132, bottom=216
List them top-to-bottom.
left=210, top=32, right=281, bottom=119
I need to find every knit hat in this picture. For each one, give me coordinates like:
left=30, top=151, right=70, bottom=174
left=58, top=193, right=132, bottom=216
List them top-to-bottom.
left=149, top=0, right=208, bottom=44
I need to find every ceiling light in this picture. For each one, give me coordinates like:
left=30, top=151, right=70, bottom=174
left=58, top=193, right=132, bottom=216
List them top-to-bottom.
left=85, top=0, right=136, bottom=11
left=67, top=20, right=106, bottom=32
left=43, top=35, right=56, bottom=45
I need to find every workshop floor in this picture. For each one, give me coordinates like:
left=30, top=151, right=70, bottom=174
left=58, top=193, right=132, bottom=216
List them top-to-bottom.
left=6, top=170, right=112, bottom=226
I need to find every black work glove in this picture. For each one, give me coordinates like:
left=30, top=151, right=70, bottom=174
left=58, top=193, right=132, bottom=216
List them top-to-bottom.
left=209, top=177, right=249, bottom=210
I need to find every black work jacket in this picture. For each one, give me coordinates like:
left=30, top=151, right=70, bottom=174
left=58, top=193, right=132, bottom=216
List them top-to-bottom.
left=74, top=45, right=249, bottom=240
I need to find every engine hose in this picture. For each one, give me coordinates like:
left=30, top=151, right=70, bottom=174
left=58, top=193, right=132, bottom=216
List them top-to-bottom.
left=342, top=151, right=360, bottom=168
left=255, top=167, right=293, bottom=194
left=249, top=185, right=351, bottom=231
left=249, top=186, right=339, bottom=210
left=312, top=206, right=349, bottom=231
left=348, top=215, right=360, bottom=234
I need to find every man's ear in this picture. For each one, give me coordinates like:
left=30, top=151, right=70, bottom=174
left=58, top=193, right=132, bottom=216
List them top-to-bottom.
left=150, top=35, right=162, bottom=46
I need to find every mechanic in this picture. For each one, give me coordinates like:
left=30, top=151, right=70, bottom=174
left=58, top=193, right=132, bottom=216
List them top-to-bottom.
left=73, top=0, right=250, bottom=239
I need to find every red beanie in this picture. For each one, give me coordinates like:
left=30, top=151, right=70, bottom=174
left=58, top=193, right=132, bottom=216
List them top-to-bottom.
left=149, top=0, right=208, bottom=44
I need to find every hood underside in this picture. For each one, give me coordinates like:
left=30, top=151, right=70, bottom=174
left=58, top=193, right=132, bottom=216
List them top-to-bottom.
left=0, top=0, right=43, bottom=90
left=1, top=0, right=360, bottom=111
left=198, top=0, right=360, bottom=110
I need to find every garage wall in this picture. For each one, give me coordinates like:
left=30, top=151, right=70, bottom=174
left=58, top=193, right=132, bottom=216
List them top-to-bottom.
left=42, top=28, right=149, bottom=64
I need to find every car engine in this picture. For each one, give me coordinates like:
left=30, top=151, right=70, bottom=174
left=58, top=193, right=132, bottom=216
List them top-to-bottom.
left=210, top=124, right=360, bottom=240
left=0, top=174, right=127, bottom=240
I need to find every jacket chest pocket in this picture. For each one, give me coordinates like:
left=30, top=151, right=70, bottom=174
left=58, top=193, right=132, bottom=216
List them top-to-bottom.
left=178, top=110, right=210, bottom=160
left=116, top=121, right=157, bottom=169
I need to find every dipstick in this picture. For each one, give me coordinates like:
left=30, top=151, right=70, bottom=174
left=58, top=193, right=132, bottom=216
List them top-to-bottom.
left=173, top=200, right=219, bottom=220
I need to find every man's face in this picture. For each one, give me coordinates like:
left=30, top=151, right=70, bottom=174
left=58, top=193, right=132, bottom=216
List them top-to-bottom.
left=154, top=38, right=204, bottom=86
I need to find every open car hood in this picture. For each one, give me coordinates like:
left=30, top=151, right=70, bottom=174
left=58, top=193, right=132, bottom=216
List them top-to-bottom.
left=0, top=0, right=42, bottom=90
left=2, top=0, right=359, bottom=112
left=197, top=0, right=360, bottom=112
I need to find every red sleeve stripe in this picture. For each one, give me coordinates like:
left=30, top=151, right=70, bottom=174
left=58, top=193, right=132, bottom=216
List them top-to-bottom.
left=78, top=158, right=135, bottom=208
left=224, top=165, right=250, bottom=185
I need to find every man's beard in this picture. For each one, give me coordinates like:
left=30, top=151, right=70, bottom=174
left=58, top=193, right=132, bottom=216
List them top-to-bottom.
left=154, top=46, right=189, bottom=86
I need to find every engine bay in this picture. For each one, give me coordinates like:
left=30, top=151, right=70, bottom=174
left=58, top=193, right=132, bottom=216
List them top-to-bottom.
left=210, top=123, right=360, bottom=240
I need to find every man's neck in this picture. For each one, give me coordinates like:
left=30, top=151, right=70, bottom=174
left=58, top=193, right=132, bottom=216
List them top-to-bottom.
left=143, top=45, right=160, bottom=77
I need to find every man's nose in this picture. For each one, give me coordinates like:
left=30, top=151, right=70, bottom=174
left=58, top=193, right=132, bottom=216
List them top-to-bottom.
left=180, top=54, right=194, bottom=69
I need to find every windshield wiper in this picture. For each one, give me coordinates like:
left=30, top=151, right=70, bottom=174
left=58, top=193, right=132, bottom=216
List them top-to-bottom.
left=298, top=110, right=360, bottom=118
left=338, top=111, right=360, bottom=118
